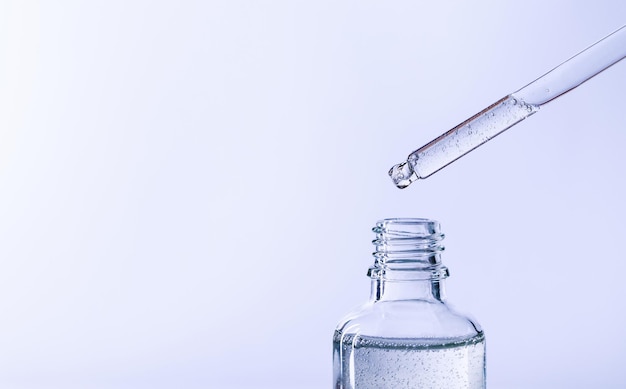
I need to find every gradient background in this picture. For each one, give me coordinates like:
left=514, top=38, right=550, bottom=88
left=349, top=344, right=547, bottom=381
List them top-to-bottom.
left=1, top=1, right=625, bottom=388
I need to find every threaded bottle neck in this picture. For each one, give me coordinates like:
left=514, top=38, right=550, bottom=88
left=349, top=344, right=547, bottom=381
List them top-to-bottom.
left=368, top=218, right=449, bottom=281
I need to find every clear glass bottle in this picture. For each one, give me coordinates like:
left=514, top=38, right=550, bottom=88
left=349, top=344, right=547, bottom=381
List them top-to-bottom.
left=333, top=218, right=485, bottom=389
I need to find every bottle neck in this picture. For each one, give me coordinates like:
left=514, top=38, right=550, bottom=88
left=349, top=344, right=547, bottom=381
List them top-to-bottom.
left=368, top=219, right=448, bottom=302
left=370, top=278, right=446, bottom=302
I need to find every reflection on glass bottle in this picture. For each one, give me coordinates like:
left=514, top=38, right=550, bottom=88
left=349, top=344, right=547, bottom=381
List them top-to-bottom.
left=333, top=218, right=485, bottom=389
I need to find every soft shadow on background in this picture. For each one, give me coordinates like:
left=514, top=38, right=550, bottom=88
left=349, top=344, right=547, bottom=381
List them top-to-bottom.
left=1, top=1, right=625, bottom=388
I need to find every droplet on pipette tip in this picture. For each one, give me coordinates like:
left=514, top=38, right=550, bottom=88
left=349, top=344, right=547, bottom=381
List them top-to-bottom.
left=389, top=161, right=418, bottom=189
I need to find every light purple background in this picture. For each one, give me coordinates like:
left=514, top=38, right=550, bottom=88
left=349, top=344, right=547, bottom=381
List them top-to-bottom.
left=1, top=1, right=625, bottom=388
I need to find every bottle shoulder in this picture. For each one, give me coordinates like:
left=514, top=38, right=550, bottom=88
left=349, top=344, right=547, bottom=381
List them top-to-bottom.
left=335, top=299, right=482, bottom=341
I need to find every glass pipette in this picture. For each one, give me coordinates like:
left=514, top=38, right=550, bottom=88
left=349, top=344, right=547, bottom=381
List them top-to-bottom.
left=389, top=24, right=626, bottom=189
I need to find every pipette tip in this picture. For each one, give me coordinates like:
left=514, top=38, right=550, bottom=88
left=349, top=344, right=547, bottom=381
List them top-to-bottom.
left=389, top=161, right=419, bottom=189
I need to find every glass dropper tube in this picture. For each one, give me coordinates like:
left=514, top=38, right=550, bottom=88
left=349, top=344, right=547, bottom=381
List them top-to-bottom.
left=390, top=24, right=626, bottom=189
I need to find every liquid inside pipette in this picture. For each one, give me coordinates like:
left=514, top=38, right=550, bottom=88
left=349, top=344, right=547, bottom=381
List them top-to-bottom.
left=390, top=24, right=626, bottom=189
left=390, top=95, right=539, bottom=188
